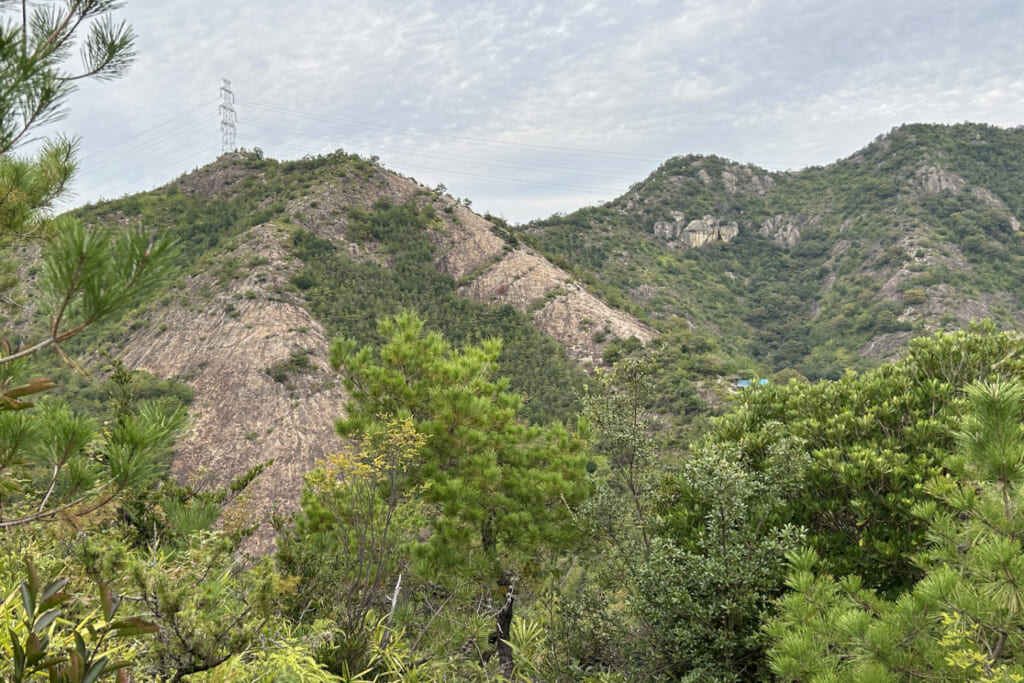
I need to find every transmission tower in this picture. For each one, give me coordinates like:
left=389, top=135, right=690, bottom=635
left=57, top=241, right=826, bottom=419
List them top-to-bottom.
left=220, top=78, right=236, bottom=153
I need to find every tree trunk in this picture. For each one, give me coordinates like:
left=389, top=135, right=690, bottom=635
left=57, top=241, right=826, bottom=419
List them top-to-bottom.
left=481, top=512, right=496, bottom=554
left=489, top=581, right=515, bottom=679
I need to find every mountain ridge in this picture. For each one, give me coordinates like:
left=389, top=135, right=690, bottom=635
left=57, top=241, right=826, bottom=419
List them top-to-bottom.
left=52, top=121, right=1024, bottom=549
left=525, top=122, right=1024, bottom=377
left=79, top=150, right=653, bottom=549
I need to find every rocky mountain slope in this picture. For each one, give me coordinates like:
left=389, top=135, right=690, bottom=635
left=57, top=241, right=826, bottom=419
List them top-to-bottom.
left=59, top=122, right=1024, bottom=548
left=525, top=123, right=1024, bottom=378
left=75, top=151, right=652, bottom=550
left=273, top=158, right=656, bottom=363
left=120, top=222, right=343, bottom=555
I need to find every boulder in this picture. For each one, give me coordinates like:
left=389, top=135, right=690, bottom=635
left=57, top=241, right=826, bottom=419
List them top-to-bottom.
left=681, top=215, right=740, bottom=248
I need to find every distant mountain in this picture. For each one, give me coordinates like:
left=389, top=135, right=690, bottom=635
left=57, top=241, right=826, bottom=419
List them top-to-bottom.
left=524, top=122, right=1024, bottom=379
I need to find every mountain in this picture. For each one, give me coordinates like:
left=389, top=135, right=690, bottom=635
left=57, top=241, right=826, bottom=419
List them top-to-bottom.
left=44, top=122, right=1024, bottom=550
left=524, top=122, right=1024, bottom=379
left=68, top=150, right=652, bottom=551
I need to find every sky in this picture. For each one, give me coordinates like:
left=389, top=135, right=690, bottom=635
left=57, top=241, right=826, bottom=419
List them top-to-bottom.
left=25, top=0, right=1024, bottom=224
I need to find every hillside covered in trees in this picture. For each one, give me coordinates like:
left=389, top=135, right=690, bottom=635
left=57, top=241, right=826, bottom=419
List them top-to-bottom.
left=6, top=3, right=1024, bottom=680
left=525, top=122, right=1024, bottom=380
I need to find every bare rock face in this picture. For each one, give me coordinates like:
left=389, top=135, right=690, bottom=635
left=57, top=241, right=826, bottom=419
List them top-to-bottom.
left=720, top=165, right=775, bottom=195
left=916, top=166, right=967, bottom=193
left=721, top=171, right=738, bottom=193
left=748, top=173, right=775, bottom=195
left=431, top=203, right=507, bottom=281
left=653, top=211, right=686, bottom=240
left=654, top=214, right=739, bottom=248
left=760, top=215, right=802, bottom=248
left=681, top=216, right=739, bottom=248
left=121, top=223, right=346, bottom=556
left=458, top=243, right=657, bottom=365
left=461, top=249, right=567, bottom=306
left=531, top=289, right=658, bottom=366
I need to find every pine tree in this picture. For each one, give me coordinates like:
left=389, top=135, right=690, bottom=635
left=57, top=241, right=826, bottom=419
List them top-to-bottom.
left=0, top=0, right=177, bottom=530
left=0, top=6, right=186, bottom=679
left=329, top=311, right=591, bottom=675
left=767, top=380, right=1024, bottom=681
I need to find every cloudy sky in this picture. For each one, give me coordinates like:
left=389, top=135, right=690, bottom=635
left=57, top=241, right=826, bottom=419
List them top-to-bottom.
left=30, top=0, right=1024, bottom=223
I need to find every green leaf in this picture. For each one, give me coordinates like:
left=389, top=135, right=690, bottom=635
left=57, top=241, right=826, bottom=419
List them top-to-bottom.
left=25, top=558, right=39, bottom=598
left=39, top=578, right=69, bottom=611
left=21, top=580, right=35, bottom=618
left=99, top=583, right=113, bottom=621
left=37, top=591, right=71, bottom=614
left=33, top=609, right=60, bottom=634
left=109, top=616, right=159, bottom=637
left=11, top=629, right=25, bottom=676
left=74, top=631, right=87, bottom=662
left=82, top=656, right=109, bottom=683
left=100, top=660, right=132, bottom=675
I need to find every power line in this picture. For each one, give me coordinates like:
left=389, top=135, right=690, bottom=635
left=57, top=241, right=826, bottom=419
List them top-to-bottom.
left=80, top=98, right=219, bottom=166
left=233, top=99, right=876, bottom=171
left=236, top=99, right=667, bottom=163
left=86, top=114, right=218, bottom=181
left=235, top=117, right=644, bottom=183
left=234, top=134, right=626, bottom=196
left=93, top=141, right=224, bottom=200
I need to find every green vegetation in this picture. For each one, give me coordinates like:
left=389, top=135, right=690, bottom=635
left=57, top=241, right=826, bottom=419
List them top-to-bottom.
left=9, top=4, right=1024, bottom=677
left=524, top=123, right=1024, bottom=381
left=289, top=199, right=590, bottom=425
left=279, top=313, right=590, bottom=677
left=266, top=347, right=316, bottom=384
left=768, top=380, right=1024, bottom=681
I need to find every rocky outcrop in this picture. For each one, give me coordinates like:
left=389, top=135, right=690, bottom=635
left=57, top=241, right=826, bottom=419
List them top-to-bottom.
left=718, top=166, right=775, bottom=195
left=916, top=166, right=967, bottom=193
left=911, top=168, right=1020, bottom=232
left=721, top=171, right=738, bottom=193
left=748, top=173, right=775, bottom=196
left=970, top=187, right=1021, bottom=232
left=433, top=204, right=508, bottom=281
left=653, top=211, right=687, bottom=240
left=653, top=214, right=739, bottom=248
left=760, top=215, right=802, bottom=248
left=684, top=216, right=738, bottom=247
left=458, top=246, right=657, bottom=365
left=460, top=249, right=566, bottom=306
left=532, top=290, right=657, bottom=366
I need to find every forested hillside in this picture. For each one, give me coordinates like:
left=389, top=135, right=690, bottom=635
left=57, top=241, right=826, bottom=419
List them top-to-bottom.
left=5, top=4, right=1024, bottom=677
left=526, top=123, right=1024, bottom=379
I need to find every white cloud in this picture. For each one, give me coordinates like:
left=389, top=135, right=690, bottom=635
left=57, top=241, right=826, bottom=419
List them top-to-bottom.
left=26, top=0, right=1022, bottom=221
